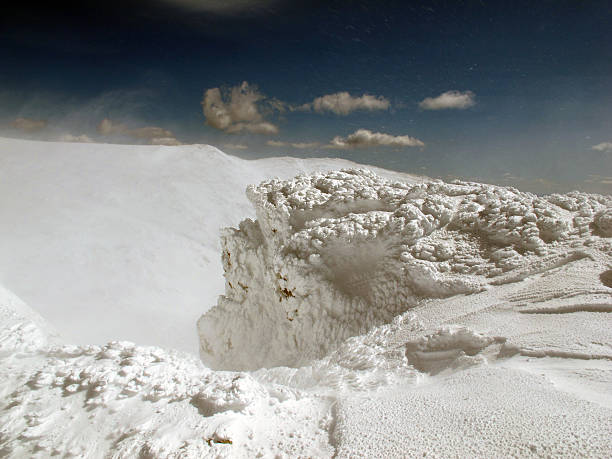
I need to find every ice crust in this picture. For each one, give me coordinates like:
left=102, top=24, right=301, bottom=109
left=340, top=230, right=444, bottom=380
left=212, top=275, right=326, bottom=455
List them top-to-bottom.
left=198, top=169, right=612, bottom=370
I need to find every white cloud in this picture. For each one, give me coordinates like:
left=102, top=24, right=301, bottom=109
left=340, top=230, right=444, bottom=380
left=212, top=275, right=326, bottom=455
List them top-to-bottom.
left=201, top=81, right=279, bottom=135
left=419, top=90, right=476, bottom=110
left=299, top=92, right=390, bottom=116
left=10, top=117, right=48, bottom=132
left=97, top=119, right=181, bottom=145
left=226, top=121, right=279, bottom=135
left=328, top=129, right=424, bottom=149
left=58, top=134, right=93, bottom=143
left=149, top=137, right=183, bottom=146
left=266, top=140, right=319, bottom=149
left=291, top=142, right=319, bottom=149
left=592, top=142, right=612, bottom=153
left=223, top=143, right=249, bottom=150
left=586, top=174, right=612, bottom=185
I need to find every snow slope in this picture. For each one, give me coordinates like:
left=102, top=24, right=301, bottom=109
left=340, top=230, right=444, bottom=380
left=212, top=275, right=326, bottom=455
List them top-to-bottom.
left=0, top=137, right=420, bottom=352
left=1, top=138, right=611, bottom=458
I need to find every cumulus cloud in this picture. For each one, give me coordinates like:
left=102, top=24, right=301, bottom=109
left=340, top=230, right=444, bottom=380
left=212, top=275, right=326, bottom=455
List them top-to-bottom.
left=202, top=81, right=279, bottom=135
left=419, top=90, right=476, bottom=110
left=298, top=92, right=390, bottom=116
left=10, top=117, right=48, bottom=132
left=97, top=119, right=181, bottom=145
left=328, top=129, right=424, bottom=149
left=58, top=134, right=93, bottom=143
left=266, top=140, right=319, bottom=149
left=592, top=142, right=612, bottom=153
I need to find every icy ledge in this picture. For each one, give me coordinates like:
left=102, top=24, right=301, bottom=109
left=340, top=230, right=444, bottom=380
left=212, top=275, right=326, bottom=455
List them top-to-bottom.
left=197, top=169, right=611, bottom=370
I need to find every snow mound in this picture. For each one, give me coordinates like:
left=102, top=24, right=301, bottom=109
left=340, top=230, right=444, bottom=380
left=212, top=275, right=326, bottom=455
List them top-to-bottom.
left=198, top=169, right=612, bottom=370
left=594, top=207, right=612, bottom=236
left=404, top=326, right=508, bottom=375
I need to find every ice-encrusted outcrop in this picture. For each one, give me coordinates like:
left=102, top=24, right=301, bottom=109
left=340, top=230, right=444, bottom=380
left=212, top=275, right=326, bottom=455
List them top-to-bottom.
left=198, top=169, right=611, bottom=370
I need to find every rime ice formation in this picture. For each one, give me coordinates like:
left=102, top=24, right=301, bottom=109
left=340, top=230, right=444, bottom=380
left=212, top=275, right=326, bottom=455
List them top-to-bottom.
left=198, top=169, right=612, bottom=370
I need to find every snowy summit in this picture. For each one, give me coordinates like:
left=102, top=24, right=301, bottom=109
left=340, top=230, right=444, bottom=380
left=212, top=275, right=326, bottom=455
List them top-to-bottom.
left=1, top=138, right=611, bottom=457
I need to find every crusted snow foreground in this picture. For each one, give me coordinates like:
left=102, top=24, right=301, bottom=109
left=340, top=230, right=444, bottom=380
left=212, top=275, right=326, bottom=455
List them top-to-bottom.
left=198, top=169, right=612, bottom=370
left=0, top=286, right=334, bottom=458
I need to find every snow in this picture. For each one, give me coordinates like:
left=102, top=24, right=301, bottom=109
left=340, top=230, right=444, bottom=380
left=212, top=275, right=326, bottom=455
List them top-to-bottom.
left=0, top=137, right=418, bottom=353
left=1, top=138, right=611, bottom=457
left=198, top=169, right=611, bottom=370
left=334, top=364, right=612, bottom=458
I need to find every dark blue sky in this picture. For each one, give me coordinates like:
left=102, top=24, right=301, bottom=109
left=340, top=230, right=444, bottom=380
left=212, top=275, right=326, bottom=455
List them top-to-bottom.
left=1, top=0, right=611, bottom=193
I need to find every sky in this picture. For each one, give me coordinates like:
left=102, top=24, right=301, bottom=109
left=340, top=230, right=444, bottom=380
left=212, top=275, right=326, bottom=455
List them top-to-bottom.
left=1, top=0, right=611, bottom=194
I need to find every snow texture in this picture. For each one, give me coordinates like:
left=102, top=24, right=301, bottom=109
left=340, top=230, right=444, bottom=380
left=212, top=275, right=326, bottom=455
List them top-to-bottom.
left=0, top=137, right=418, bottom=352
left=1, top=139, right=611, bottom=458
left=198, top=169, right=612, bottom=370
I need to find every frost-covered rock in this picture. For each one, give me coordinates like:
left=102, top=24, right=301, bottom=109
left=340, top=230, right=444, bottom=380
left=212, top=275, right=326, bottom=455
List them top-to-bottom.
left=198, top=169, right=612, bottom=370
left=594, top=208, right=612, bottom=237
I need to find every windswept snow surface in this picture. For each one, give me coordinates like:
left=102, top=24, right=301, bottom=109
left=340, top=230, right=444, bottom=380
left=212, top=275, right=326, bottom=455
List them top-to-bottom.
left=0, top=137, right=418, bottom=352
left=1, top=139, right=612, bottom=457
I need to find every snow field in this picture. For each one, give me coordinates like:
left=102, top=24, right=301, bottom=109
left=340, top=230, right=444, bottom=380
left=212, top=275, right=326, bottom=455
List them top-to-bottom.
left=1, top=138, right=611, bottom=457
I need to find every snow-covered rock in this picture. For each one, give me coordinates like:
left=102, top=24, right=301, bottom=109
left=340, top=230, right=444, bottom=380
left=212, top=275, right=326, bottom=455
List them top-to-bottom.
left=0, top=136, right=421, bottom=352
left=198, top=169, right=612, bottom=370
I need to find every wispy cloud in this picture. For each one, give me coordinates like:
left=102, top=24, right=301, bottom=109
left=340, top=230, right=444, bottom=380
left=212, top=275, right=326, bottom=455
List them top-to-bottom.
left=202, top=81, right=279, bottom=135
left=419, top=90, right=475, bottom=110
left=298, top=92, right=390, bottom=116
left=10, top=117, right=48, bottom=133
left=97, top=118, right=182, bottom=145
left=327, top=129, right=424, bottom=149
left=58, top=133, right=93, bottom=143
left=149, top=137, right=183, bottom=146
left=266, top=140, right=319, bottom=149
left=291, top=142, right=320, bottom=149
left=592, top=142, right=612, bottom=153
left=223, top=143, right=249, bottom=150
left=585, top=174, right=612, bottom=185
